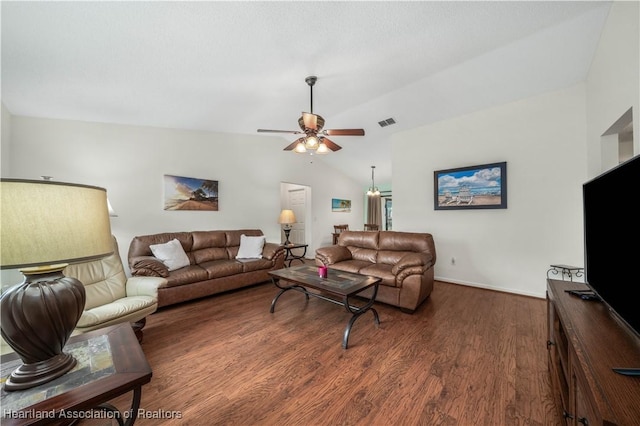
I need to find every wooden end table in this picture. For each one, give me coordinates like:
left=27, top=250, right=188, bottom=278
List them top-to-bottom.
left=282, top=243, right=308, bottom=267
left=1, top=323, right=152, bottom=426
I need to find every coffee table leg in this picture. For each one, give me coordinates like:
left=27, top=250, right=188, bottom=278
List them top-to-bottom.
left=270, top=278, right=309, bottom=313
left=341, top=283, right=381, bottom=349
left=343, top=307, right=380, bottom=349
left=79, top=386, right=142, bottom=426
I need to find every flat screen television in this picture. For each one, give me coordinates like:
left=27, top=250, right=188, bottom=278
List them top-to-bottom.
left=583, top=154, right=640, bottom=351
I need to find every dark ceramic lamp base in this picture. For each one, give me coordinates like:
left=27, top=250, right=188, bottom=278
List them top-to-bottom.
left=0, top=266, right=85, bottom=391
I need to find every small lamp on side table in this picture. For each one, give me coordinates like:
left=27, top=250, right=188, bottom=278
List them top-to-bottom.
left=0, top=179, right=113, bottom=391
left=278, top=209, right=296, bottom=245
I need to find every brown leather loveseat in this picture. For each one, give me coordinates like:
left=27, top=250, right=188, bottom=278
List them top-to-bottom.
left=128, top=229, right=285, bottom=308
left=315, top=230, right=436, bottom=313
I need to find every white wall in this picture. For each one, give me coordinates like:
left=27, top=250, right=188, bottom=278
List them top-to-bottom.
left=586, top=1, right=639, bottom=177
left=390, top=2, right=638, bottom=299
left=393, top=85, right=587, bottom=298
left=1, top=104, right=11, bottom=174
left=1, top=116, right=364, bottom=283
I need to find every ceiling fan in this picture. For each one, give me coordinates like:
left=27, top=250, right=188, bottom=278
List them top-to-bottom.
left=257, top=76, right=365, bottom=153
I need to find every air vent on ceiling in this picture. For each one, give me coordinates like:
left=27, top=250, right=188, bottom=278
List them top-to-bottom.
left=378, top=117, right=396, bottom=128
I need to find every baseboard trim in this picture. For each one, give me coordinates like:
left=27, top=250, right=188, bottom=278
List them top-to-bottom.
left=435, top=276, right=545, bottom=299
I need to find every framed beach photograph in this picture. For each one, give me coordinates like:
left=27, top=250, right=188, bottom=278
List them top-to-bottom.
left=434, top=162, right=507, bottom=210
left=164, top=174, right=219, bottom=211
left=331, top=198, right=351, bottom=212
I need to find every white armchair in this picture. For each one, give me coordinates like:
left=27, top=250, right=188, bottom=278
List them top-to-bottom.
left=63, top=236, right=167, bottom=341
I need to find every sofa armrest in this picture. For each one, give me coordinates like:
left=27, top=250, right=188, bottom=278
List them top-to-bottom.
left=262, top=242, right=284, bottom=260
left=315, top=245, right=352, bottom=266
left=391, top=252, right=433, bottom=276
left=130, top=256, right=170, bottom=278
left=125, top=276, right=168, bottom=299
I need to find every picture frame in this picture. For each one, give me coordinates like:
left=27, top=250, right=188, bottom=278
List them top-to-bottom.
left=434, top=162, right=507, bottom=210
left=164, top=174, right=218, bottom=211
left=331, top=198, right=351, bottom=212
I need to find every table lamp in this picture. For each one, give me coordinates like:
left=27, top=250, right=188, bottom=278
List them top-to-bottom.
left=0, top=179, right=113, bottom=391
left=278, top=209, right=296, bottom=245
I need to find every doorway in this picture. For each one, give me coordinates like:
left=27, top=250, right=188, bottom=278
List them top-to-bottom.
left=280, top=183, right=312, bottom=255
left=384, top=196, right=393, bottom=230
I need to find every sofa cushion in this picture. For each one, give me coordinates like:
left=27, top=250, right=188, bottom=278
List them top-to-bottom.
left=226, top=229, right=264, bottom=246
left=192, top=231, right=229, bottom=263
left=192, top=231, right=227, bottom=249
left=339, top=231, right=379, bottom=249
left=379, top=231, right=436, bottom=263
left=129, top=232, right=193, bottom=258
left=236, top=234, right=266, bottom=259
left=150, top=238, right=190, bottom=271
left=65, top=244, right=128, bottom=310
left=316, top=245, right=352, bottom=266
left=193, top=247, right=229, bottom=264
left=349, top=247, right=378, bottom=263
left=378, top=250, right=409, bottom=266
left=131, top=256, right=170, bottom=277
left=236, top=258, right=274, bottom=272
left=329, top=259, right=373, bottom=274
left=200, top=260, right=245, bottom=279
left=359, top=263, right=397, bottom=287
left=164, top=265, right=209, bottom=287
left=77, top=296, right=156, bottom=328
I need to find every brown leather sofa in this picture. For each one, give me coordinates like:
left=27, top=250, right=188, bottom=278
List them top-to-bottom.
left=128, top=229, right=285, bottom=308
left=315, top=230, right=436, bottom=313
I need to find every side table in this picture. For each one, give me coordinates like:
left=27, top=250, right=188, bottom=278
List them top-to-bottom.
left=283, top=243, right=308, bottom=267
left=546, top=264, right=584, bottom=282
left=1, top=323, right=152, bottom=426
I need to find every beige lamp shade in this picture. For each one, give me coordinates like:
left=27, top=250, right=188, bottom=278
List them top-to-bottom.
left=0, top=179, right=113, bottom=269
left=0, top=179, right=114, bottom=391
left=278, top=209, right=296, bottom=225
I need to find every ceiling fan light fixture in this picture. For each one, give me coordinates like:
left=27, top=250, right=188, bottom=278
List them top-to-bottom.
left=305, top=135, right=319, bottom=149
left=294, top=142, right=307, bottom=153
left=316, top=142, right=329, bottom=154
left=367, top=165, right=381, bottom=196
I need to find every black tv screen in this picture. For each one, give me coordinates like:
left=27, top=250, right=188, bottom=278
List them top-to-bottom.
left=583, top=154, right=640, bottom=337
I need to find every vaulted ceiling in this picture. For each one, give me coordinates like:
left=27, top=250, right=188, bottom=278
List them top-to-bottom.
left=1, top=1, right=612, bottom=187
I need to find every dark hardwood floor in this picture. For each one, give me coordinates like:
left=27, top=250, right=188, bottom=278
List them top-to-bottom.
left=106, top=278, right=561, bottom=425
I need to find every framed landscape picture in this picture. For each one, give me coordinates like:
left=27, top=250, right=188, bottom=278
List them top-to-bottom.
left=434, top=162, right=507, bottom=210
left=164, top=174, right=218, bottom=211
left=332, top=198, right=351, bottom=212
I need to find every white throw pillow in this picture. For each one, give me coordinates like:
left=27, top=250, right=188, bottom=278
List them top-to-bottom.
left=236, top=234, right=265, bottom=259
left=150, top=238, right=190, bottom=271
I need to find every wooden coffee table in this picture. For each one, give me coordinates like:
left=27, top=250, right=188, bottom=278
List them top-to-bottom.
left=268, top=265, right=381, bottom=349
left=1, top=323, right=152, bottom=426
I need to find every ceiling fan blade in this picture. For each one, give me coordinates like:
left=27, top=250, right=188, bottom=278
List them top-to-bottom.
left=258, top=129, right=301, bottom=134
left=323, top=129, right=365, bottom=136
left=321, top=137, right=342, bottom=152
left=283, top=138, right=305, bottom=151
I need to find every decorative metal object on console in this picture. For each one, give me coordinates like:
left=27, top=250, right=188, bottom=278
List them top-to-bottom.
left=0, top=179, right=113, bottom=391
left=546, top=264, right=584, bottom=282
